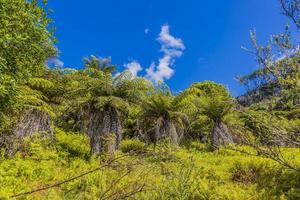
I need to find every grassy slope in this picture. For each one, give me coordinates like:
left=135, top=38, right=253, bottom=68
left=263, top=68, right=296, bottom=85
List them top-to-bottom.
left=0, top=129, right=299, bottom=200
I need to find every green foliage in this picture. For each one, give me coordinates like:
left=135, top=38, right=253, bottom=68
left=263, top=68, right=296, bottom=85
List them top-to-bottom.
left=0, top=0, right=56, bottom=78
left=0, top=0, right=56, bottom=133
left=0, top=1, right=299, bottom=199
left=83, top=55, right=116, bottom=75
left=60, top=66, right=152, bottom=133
left=0, top=75, right=17, bottom=132
left=177, top=81, right=235, bottom=147
left=184, top=81, right=234, bottom=122
left=16, top=85, right=55, bottom=117
left=139, top=92, right=189, bottom=143
left=140, top=93, right=177, bottom=121
left=123, top=104, right=141, bottom=138
left=240, top=109, right=296, bottom=145
left=55, top=128, right=90, bottom=159
left=1, top=137, right=299, bottom=199
left=120, top=139, right=147, bottom=153
left=183, top=141, right=211, bottom=152
left=231, top=159, right=300, bottom=200
left=230, top=161, right=269, bottom=184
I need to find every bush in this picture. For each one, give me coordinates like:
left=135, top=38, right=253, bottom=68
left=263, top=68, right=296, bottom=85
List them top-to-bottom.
left=55, top=128, right=90, bottom=159
left=120, top=139, right=147, bottom=153
left=184, top=141, right=210, bottom=152
left=230, top=158, right=300, bottom=200
left=230, top=161, right=266, bottom=184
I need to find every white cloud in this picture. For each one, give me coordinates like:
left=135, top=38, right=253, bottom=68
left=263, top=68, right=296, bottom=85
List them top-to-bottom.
left=146, top=25, right=185, bottom=82
left=158, top=25, right=185, bottom=50
left=144, top=28, right=150, bottom=34
left=47, top=57, right=64, bottom=67
left=124, top=61, right=142, bottom=77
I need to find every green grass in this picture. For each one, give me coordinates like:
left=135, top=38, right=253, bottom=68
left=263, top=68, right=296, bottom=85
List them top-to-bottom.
left=0, top=130, right=299, bottom=200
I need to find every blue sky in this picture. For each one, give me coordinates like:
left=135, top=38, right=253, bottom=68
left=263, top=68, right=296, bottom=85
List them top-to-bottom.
left=47, top=0, right=291, bottom=96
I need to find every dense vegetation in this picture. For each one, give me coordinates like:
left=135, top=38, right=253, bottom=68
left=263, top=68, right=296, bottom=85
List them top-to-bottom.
left=0, top=0, right=299, bottom=199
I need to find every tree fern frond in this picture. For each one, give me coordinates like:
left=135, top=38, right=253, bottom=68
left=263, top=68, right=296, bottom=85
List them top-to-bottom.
left=113, top=70, right=133, bottom=87
left=27, top=77, right=54, bottom=90
left=16, top=85, right=55, bottom=117
left=95, top=96, right=129, bottom=113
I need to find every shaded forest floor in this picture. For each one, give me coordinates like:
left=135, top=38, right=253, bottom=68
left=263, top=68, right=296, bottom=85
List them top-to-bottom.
left=1, top=129, right=299, bottom=200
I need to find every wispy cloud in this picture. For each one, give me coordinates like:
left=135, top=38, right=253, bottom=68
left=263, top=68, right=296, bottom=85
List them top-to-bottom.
left=146, top=25, right=185, bottom=82
left=144, top=28, right=150, bottom=34
left=47, top=57, right=64, bottom=67
left=197, top=57, right=205, bottom=62
left=124, top=61, right=143, bottom=77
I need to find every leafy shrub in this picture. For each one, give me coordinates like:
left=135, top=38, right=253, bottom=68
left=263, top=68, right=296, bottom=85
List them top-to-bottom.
left=55, top=128, right=90, bottom=159
left=120, top=139, right=147, bottom=153
left=184, top=141, right=210, bottom=152
left=230, top=157, right=300, bottom=200
left=157, top=159, right=206, bottom=200
left=231, top=161, right=266, bottom=184
left=275, top=170, right=300, bottom=200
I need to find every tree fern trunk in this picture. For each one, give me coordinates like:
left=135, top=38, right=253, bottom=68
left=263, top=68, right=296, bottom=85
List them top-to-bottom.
left=88, top=106, right=122, bottom=154
left=5, top=109, right=53, bottom=156
left=155, top=119, right=179, bottom=145
left=211, top=120, right=233, bottom=150
left=168, top=122, right=178, bottom=145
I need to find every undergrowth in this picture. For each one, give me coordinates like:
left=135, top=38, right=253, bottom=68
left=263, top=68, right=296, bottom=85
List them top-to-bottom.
left=0, top=129, right=299, bottom=200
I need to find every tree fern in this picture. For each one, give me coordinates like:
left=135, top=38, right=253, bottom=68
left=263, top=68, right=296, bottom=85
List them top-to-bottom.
left=27, top=77, right=54, bottom=90
left=16, top=85, right=55, bottom=118
left=139, top=93, right=189, bottom=144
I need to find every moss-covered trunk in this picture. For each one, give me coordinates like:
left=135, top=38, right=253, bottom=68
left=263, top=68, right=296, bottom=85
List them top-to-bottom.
left=88, top=106, right=122, bottom=154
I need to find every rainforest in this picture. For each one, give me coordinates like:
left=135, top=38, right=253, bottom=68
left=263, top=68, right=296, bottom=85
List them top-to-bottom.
left=0, top=0, right=299, bottom=199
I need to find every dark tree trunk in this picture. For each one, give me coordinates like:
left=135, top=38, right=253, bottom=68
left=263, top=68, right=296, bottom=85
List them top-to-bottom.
left=77, top=106, right=90, bottom=133
left=88, top=106, right=122, bottom=154
left=5, top=109, right=53, bottom=156
left=135, top=119, right=145, bottom=140
left=211, top=120, right=233, bottom=150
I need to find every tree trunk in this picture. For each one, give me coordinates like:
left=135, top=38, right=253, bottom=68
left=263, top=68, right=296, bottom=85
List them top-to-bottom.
left=88, top=106, right=122, bottom=154
left=5, top=109, right=53, bottom=156
left=135, top=119, right=145, bottom=140
left=155, top=119, right=179, bottom=145
left=211, top=120, right=233, bottom=150
left=169, top=122, right=178, bottom=145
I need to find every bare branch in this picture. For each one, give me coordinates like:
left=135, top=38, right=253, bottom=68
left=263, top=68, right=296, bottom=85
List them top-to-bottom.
left=280, top=0, right=300, bottom=29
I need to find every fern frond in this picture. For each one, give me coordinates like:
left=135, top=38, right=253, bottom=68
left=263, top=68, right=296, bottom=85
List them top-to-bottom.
left=113, top=70, right=133, bottom=87
left=27, top=78, right=54, bottom=90
left=16, top=85, right=55, bottom=118
left=95, top=96, right=129, bottom=113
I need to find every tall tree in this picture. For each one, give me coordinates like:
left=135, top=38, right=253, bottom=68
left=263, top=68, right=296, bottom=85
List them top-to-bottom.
left=0, top=0, right=56, bottom=153
left=0, top=0, right=56, bottom=78
left=235, top=0, right=300, bottom=172
left=280, top=0, right=300, bottom=29
left=83, top=55, right=116, bottom=75
left=64, top=62, right=151, bottom=153
left=179, top=81, right=234, bottom=149
left=139, top=88, right=189, bottom=145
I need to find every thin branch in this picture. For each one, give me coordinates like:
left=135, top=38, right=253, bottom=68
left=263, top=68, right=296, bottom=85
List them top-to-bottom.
left=280, top=0, right=300, bottom=29
left=10, top=155, right=127, bottom=198
left=99, top=170, right=132, bottom=199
